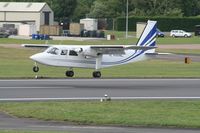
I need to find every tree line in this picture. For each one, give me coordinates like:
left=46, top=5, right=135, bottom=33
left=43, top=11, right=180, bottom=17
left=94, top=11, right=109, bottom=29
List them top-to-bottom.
left=2, top=0, right=200, bottom=22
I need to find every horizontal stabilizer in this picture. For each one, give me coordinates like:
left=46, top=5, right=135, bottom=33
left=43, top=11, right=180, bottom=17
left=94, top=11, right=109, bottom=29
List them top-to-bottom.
left=125, top=45, right=157, bottom=50
left=145, top=52, right=172, bottom=55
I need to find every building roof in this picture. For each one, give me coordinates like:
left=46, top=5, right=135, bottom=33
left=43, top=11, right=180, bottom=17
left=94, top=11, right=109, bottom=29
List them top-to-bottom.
left=0, top=2, right=46, bottom=12
left=80, top=18, right=97, bottom=21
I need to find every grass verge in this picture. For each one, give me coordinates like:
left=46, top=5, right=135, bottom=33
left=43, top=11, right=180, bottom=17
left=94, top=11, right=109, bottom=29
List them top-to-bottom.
left=0, top=35, right=200, bottom=45
left=156, top=48, right=200, bottom=55
left=1, top=100, right=200, bottom=128
left=0, top=130, right=70, bottom=133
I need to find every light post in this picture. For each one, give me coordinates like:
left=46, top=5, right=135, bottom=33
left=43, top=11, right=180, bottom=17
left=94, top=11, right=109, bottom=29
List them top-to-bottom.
left=125, top=0, right=129, bottom=39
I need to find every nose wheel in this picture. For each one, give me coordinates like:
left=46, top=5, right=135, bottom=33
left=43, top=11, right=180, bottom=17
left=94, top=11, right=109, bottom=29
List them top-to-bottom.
left=33, top=62, right=39, bottom=73
left=33, top=66, right=39, bottom=72
left=65, top=70, right=74, bottom=77
left=93, top=71, right=101, bottom=78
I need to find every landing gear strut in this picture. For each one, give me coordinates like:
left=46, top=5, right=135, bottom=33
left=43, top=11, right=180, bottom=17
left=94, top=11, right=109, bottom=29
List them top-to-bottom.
left=33, top=62, right=39, bottom=73
left=65, top=70, right=74, bottom=77
left=93, top=71, right=101, bottom=78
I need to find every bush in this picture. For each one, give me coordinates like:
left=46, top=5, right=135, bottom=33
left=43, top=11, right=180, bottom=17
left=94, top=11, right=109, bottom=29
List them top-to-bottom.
left=115, top=16, right=200, bottom=32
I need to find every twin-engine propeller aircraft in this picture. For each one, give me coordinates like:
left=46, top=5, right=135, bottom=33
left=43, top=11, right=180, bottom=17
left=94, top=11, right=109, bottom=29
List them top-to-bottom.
left=23, top=20, right=157, bottom=78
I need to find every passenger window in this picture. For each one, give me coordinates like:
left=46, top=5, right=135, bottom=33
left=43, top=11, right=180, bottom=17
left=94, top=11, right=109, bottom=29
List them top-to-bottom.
left=47, top=47, right=59, bottom=55
left=61, top=50, right=68, bottom=55
left=69, top=50, right=78, bottom=56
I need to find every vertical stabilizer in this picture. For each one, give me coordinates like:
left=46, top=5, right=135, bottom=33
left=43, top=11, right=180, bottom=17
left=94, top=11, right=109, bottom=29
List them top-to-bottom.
left=136, top=20, right=157, bottom=47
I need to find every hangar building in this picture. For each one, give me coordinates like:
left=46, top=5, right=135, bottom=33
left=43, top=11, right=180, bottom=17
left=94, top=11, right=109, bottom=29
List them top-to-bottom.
left=0, top=2, right=54, bottom=31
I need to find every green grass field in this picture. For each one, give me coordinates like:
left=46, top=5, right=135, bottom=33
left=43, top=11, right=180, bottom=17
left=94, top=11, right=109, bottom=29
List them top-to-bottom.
left=0, top=32, right=200, bottom=45
left=157, top=48, right=200, bottom=55
left=1, top=100, right=200, bottom=128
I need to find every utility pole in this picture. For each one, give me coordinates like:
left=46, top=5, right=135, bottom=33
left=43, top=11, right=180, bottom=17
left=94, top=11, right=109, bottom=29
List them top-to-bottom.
left=125, top=0, right=129, bottom=39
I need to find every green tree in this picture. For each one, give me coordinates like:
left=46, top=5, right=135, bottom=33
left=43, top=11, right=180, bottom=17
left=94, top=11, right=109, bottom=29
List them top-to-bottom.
left=1, top=0, right=200, bottom=19
left=45, top=0, right=77, bottom=21
left=72, top=0, right=95, bottom=21
left=89, top=0, right=128, bottom=18
left=130, top=0, right=183, bottom=16
left=179, top=0, right=200, bottom=16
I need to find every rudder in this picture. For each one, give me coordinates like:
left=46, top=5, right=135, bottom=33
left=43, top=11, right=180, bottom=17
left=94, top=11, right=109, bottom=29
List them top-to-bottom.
left=136, top=20, right=157, bottom=47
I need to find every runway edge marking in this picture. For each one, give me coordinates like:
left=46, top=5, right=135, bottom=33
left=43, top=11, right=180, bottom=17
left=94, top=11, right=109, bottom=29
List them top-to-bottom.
left=1, top=97, right=200, bottom=101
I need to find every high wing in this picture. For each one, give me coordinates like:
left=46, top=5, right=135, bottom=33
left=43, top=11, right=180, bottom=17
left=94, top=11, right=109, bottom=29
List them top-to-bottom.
left=21, top=44, right=50, bottom=48
left=90, top=45, right=157, bottom=55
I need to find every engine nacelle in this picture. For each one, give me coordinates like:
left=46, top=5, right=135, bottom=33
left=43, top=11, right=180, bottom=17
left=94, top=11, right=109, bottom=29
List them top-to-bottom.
left=82, top=47, right=98, bottom=58
left=74, top=48, right=83, bottom=53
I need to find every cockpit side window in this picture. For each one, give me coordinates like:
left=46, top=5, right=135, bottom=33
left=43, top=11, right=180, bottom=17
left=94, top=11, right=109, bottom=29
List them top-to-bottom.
left=47, top=47, right=59, bottom=55
left=61, top=50, right=68, bottom=55
left=69, top=50, right=78, bottom=56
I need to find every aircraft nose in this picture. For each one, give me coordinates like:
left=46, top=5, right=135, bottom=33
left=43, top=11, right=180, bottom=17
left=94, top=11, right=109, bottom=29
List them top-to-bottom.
left=30, top=53, right=41, bottom=61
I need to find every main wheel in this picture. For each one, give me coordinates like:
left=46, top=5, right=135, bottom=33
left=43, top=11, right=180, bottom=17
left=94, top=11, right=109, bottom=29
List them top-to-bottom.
left=33, top=66, right=39, bottom=72
left=65, top=71, right=74, bottom=77
left=93, top=71, right=101, bottom=78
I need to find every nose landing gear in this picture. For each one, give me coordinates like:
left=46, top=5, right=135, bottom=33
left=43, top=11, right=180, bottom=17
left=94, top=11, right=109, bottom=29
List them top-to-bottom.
left=33, top=62, right=39, bottom=72
left=33, top=66, right=39, bottom=72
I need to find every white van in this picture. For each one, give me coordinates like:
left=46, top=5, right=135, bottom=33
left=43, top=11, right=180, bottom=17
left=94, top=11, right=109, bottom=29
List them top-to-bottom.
left=170, top=30, right=192, bottom=38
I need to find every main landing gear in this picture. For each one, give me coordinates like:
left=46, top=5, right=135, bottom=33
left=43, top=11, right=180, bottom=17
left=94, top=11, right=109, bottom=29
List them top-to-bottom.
left=65, top=70, right=74, bottom=77
left=65, top=70, right=101, bottom=78
left=93, top=71, right=101, bottom=78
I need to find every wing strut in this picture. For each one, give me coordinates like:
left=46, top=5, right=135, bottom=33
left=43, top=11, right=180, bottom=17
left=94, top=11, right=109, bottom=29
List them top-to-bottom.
left=95, top=55, right=102, bottom=70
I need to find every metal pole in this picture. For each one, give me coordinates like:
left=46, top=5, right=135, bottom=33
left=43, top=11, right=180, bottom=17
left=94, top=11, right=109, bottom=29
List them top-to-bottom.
left=125, top=0, right=129, bottom=39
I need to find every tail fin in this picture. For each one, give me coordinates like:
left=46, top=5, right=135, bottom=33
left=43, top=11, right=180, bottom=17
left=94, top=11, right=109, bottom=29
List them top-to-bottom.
left=136, top=20, right=157, bottom=47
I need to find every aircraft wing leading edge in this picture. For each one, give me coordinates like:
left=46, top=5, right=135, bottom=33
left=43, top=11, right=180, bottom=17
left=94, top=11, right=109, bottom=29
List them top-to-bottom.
left=21, top=44, right=50, bottom=48
left=90, top=45, right=157, bottom=55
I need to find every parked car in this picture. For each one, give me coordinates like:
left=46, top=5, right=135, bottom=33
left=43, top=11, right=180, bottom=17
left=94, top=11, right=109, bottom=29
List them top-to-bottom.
left=157, top=29, right=165, bottom=37
left=170, top=30, right=192, bottom=38
left=0, top=32, right=9, bottom=38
